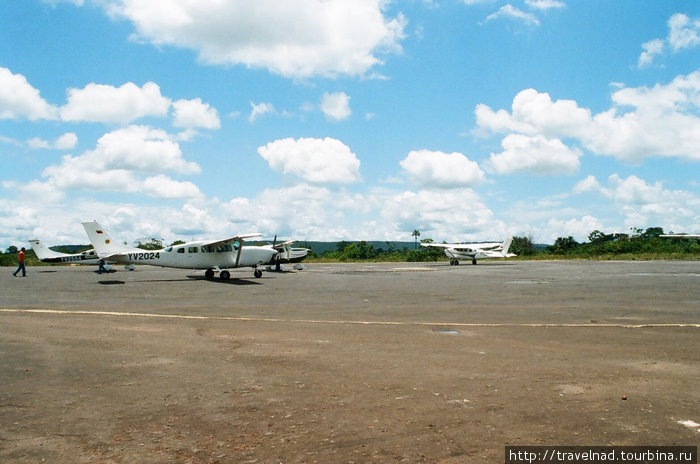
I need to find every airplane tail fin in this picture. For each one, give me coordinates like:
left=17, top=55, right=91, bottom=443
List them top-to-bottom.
left=81, top=221, right=136, bottom=257
left=501, top=236, right=517, bottom=257
left=501, top=236, right=513, bottom=254
left=28, top=239, right=64, bottom=260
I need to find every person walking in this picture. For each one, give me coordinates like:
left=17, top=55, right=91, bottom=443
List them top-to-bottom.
left=12, top=247, right=27, bottom=277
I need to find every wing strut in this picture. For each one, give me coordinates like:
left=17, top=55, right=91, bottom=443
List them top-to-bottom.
left=234, top=239, right=242, bottom=268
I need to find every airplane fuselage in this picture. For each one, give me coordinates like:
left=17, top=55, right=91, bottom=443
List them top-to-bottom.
left=422, top=238, right=515, bottom=265
left=108, top=244, right=275, bottom=270
left=444, top=248, right=487, bottom=261
left=41, top=250, right=101, bottom=264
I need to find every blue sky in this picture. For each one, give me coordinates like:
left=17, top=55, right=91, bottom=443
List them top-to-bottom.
left=1, top=0, right=699, bottom=248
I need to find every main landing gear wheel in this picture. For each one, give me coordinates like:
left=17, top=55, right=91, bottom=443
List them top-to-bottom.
left=450, top=259, right=459, bottom=265
left=472, top=259, right=477, bottom=265
left=205, top=269, right=215, bottom=279
left=254, top=269, right=262, bottom=278
left=220, top=270, right=231, bottom=280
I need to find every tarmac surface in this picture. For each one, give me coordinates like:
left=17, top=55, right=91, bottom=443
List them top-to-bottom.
left=1, top=260, right=698, bottom=463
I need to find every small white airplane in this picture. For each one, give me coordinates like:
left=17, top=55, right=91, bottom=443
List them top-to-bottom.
left=82, top=221, right=278, bottom=280
left=265, top=237, right=310, bottom=271
left=422, top=237, right=516, bottom=265
left=29, top=239, right=102, bottom=264
left=29, top=239, right=133, bottom=272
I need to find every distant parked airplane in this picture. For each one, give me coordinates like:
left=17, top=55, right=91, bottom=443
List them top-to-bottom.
left=265, top=237, right=310, bottom=271
left=422, top=237, right=516, bottom=265
left=29, top=239, right=132, bottom=271
left=29, top=239, right=101, bottom=264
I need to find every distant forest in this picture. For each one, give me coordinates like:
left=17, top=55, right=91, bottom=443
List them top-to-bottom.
left=2, top=226, right=698, bottom=266
left=305, top=227, right=699, bottom=261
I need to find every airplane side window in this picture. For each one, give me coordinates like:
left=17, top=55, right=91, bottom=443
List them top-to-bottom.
left=233, top=241, right=240, bottom=251
left=164, top=247, right=173, bottom=252
left=188, top=247, right=198, bottom=253
left=177, top=248, right=185, bottom=254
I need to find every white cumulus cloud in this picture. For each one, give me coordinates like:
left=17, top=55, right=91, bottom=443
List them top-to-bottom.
left=105, top=0, right=406, bottom=79
left=638, top=13, right=700, bottom=67
left=668, top=13, right=700, bottom=51
left=638, top=39, right=664, bottom=68
left=0, top=67, right=58, bottom=120
left=475, top=70, right=700, bottom=164
left=60, top=81, right=171, bottom=124
left=320, top=92, right=352, bottom=121
left=172, top=98, right=220, bottom=129
left=249, top=102, right=275, bottom=122
left=39, top=125, right=201, bottom=199
left=27, top=132, right=78, bottom=150
left=486, top=134, right=581, bottom=175
left=258, top=137, right=361, bottom=184
left=400, top=150, right=485, bottom=188
left=572, top=174, right=700, bottom=233
left=142, top=175, right=203, bottom=200
left=572, top=175, right=602, bottom=194
left=224, top=184, right=361, bottom=240
left=378, top=188, right=505, bottom=242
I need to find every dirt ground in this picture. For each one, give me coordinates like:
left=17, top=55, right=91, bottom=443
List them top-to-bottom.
left=1, top=260, right=698, bottom=463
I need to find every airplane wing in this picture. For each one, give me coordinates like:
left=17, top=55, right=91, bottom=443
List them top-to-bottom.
left=200, top=233, right=262, bottom=248
left=422, top=237, right=515, bottom=258
left=273, top=240, right=295, bottom=250
left=421, top=242, right=501, bottom=250
left=468, top=242, right=504, bottom=250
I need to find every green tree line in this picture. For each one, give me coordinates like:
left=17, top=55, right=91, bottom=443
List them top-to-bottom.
left=2, top=227, right=698, bottom=265
left=313, top=227, right=699, bottom=261
left=538, top=227, right=699, bottom=258
left=317, top=240, right=445, bottom=262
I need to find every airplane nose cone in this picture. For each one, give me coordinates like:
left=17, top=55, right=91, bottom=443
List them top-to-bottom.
left=258, top=246, right=278, bottom=264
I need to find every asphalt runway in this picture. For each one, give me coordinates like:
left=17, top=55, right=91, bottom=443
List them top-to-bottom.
left=1, top=260, right=698, bottom=463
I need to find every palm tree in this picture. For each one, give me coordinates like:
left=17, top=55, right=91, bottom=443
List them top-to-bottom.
left=412, top=229, right=421, bottom=249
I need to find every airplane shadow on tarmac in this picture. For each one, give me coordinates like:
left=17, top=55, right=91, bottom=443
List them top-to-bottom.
left=186, top=275, right=262, bottom=285
left=95, top=276, right=262, bottom=286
